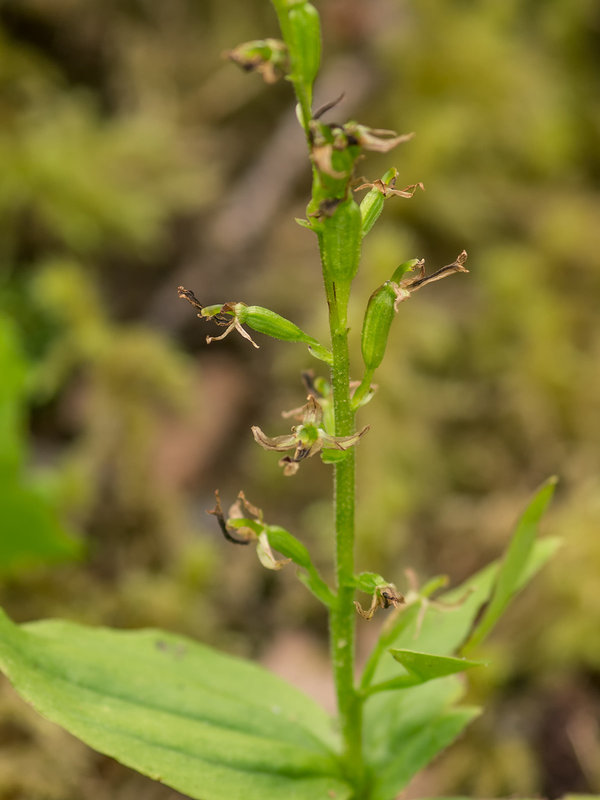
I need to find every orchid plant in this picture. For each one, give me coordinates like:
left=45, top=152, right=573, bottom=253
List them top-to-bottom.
left=0, top=3, right=559, bottom=800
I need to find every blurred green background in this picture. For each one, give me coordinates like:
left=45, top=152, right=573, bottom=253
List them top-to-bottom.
left=1, top=0, right=599, bottom=797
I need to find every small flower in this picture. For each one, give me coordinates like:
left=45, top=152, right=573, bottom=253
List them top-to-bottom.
left=252, top=395, right=368, bottom=475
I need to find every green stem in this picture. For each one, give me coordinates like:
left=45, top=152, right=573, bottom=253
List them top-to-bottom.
left=326, top=279, right=366, bottom=793
left=359, top=607, right=417, bottom=691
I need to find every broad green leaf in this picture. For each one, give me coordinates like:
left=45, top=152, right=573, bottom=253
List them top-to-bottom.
left=461, top=477, right=557, bottom=654
left=0, top=610, right=351, bottom=800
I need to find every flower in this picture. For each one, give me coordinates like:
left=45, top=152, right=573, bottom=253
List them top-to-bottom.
left=252, top=395, right=368, bottom=475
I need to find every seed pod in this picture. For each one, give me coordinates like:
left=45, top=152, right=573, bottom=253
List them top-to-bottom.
left=287, top=2, right=321, bottom=94
left=359, top=168, right=397, bottom=237
left=319, top=198, right=362, bottom=286
left=360, top=259, right=420, bottom=370
left=237, top=304, right=332, bottom=363
left=239, top=304, right=313, bottom=343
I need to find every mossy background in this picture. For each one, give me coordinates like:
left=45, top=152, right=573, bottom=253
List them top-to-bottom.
left=1, top=0, right=599, bottom=797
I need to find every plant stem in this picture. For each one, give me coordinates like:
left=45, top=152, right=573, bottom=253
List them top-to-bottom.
left=326, top=279, right=366, bottom=793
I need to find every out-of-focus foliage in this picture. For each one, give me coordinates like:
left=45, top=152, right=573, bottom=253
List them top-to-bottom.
left=0, top=0, right=599, bottom=797
left=0, top=317, right=80, bottom=573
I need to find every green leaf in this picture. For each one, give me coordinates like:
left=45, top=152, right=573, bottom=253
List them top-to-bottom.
left=461, top=476, right=557, bottom=654
left=362, top=536, right=560, bottom=799
left=0, top=609, right=351, bottom=800
left=367, top=649, right=484, bottom=693
left=365, top=676, right=480, bottom=800
left=374, top=706, right=480, bottom=800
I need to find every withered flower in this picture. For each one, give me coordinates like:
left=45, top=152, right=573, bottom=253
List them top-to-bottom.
left=226, top=38, right=288, bottom=84
left=343, top=123, right=414, bottom=153
left=311, top=142, right=347, bottom=179
left=355, top=169, right=424, bottom=199
left=401, top=250, right=469, bottom=293
left=178, top=288, right=261, bottom=348
left=252, top=395, right=368, bottom=475
left=208, top=490, right=290, bottom=569
left=354, top=583, right=405, bottom=620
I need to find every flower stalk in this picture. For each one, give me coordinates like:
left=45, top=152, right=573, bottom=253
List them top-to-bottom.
left=179, top=5, right=469, bottom=795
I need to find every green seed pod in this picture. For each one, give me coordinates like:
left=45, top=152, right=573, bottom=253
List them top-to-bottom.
left=287, top=2, right=321, bottom=95
left=359, top=168, right=396, bottom=237
left=359, top=189, right=384, bottom=239
left=319, top=198, right=362, bottom=286
left=390, top=258, right=420, bottom=284
left=360, top=260, right=419, bottom=370
left=360, top=282, right=397, bottom=371
left=236, top=303, right=332, bottom=363
left=200, top=304, right=227, bottom=318
left=239, top=304, right=313, bottom=343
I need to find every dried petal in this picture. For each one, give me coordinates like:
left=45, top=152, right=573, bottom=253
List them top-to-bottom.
left=226, top=38, right=287, bottom=84
left=347, top=124, right=415, bottom=153
left=311, top=143, right=346, bottom=178
left=402, top=250, right=469, bottom=293
left=301, top=394, right=323, bottom=426
left=321, top=425, right=370, bottom=451
left=251, top=426, right=297, bottom=452
left=278, top=457, right=300, bottom=476
left=207, top=490, right=252, bottom=545
left=256, top=531, right=291, bottom=570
